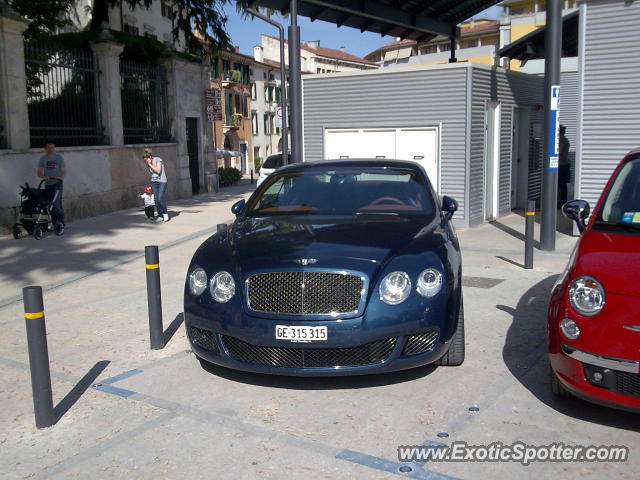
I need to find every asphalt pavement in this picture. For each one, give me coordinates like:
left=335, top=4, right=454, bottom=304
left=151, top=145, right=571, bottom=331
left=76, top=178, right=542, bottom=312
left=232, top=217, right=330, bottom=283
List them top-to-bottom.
left=0, top=181, right=637, bottom=480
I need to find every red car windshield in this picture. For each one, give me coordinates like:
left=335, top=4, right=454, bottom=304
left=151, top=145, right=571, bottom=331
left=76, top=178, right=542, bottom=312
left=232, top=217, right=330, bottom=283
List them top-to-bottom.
left=593, top=155, right=640, bottom=233
left=247, top=166, right=436, bottom=217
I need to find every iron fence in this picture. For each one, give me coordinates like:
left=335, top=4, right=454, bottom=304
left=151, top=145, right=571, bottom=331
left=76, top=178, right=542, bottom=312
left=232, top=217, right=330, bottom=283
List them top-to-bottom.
left=24, top=41, right=102, bottom=147
left=120, top=59, right=170, bottom=144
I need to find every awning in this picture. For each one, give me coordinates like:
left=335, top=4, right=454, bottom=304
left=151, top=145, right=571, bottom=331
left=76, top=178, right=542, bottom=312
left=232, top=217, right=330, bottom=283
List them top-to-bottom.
left=246, top=1, right=502, bottom=42
left=498, top=10, right=579, bottom=60
left=383, top=46, right=413, bottom=62
left=216, top=149, right=241, bottom=158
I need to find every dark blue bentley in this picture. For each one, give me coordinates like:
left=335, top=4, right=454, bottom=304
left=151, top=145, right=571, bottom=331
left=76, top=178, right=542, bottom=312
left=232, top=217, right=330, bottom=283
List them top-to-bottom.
left=184, top=160, right=464, bottom=376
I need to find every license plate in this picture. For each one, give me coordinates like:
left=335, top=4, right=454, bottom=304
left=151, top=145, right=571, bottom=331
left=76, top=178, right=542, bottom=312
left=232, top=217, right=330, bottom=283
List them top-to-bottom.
left=275, top=325, right=327, bottom=342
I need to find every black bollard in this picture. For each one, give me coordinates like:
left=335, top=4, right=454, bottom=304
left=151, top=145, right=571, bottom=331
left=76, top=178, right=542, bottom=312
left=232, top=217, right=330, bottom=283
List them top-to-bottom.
left=250, top=169, right=254, bottom=184
left=525, top=200, right=535, bottom=269
left=145, top=246, right=164, bottom=349
left=23, top=286, right=54, bottom=429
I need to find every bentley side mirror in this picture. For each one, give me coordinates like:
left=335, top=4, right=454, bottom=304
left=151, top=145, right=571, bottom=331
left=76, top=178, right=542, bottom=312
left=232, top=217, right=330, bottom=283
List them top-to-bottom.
left=442, top=196, right=458, bottom=221
left=231, top=199, right=246, bottom=216
left=562, top=199, right=590, bottom=233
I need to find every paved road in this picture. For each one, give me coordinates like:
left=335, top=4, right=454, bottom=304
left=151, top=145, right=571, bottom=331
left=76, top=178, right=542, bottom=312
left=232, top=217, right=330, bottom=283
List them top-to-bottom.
left=0, top=187, right=637, bottom=479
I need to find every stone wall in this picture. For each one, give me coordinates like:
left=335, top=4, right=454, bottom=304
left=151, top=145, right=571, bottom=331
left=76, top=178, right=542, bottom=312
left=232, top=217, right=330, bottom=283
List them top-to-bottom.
left=0, top=144, right=181, bottom=232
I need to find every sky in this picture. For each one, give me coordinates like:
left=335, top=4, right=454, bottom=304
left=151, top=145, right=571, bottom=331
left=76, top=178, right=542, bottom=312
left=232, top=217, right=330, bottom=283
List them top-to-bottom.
left=221, top=5, right=503, bottom=59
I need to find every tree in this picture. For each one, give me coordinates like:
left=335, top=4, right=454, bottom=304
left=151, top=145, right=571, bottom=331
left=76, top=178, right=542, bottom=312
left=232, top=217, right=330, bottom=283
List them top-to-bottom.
left=7, top=0, right=76, bottom=40
left=89, top=0, right=233, bottom=53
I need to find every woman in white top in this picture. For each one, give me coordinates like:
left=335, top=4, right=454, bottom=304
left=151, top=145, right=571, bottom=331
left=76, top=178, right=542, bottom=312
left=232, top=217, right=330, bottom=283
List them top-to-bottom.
left=143, top=147, right=168, bottom=222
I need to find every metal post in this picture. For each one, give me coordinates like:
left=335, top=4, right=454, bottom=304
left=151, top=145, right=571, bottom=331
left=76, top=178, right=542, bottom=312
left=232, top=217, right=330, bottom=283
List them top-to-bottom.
left=288, top=0, right=303, bottom=165
left=540, top=0, right=563, bottom=251
left=243, top=7, right=288, bottom=162
left=449, top=37, right=457, bottom=63
left=251, top=169, right=254, bottom=184
left=525, top=200, right=535, bottom=269
left=145, top=246, right=164, bottom=350
left=23, top=286, right=54, bottom=429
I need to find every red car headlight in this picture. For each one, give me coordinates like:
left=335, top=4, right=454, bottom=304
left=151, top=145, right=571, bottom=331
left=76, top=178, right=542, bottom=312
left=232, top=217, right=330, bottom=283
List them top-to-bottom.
left=568, top=276, right=605, bottom=316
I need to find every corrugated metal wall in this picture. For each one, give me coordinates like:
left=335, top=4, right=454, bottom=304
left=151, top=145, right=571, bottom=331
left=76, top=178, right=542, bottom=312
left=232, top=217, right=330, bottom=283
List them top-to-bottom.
left=577, top=0, right=640, bottom=207
left=302, top=67, right=469, bottom=223
left=469, top=67, right=544, bottom=226
left=559, top=71, right=578, bottom=189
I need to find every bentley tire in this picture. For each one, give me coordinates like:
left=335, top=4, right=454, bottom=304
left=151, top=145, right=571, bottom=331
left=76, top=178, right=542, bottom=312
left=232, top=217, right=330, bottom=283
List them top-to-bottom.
left=437, top=301, right=465, bottom=366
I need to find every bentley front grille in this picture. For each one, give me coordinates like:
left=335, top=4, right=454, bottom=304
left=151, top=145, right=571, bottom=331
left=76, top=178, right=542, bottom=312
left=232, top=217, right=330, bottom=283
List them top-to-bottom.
left=246, top=271, right=364, bottom=315
left=190, top=326, right=219, bottom=353
left=404, top=330, right=439, bottom=356
left=222, top=335, right=396, bottom=369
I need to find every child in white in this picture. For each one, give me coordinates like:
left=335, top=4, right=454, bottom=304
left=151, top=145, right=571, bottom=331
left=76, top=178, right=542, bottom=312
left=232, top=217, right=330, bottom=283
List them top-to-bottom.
left=140, top=185, right=155, bottom=220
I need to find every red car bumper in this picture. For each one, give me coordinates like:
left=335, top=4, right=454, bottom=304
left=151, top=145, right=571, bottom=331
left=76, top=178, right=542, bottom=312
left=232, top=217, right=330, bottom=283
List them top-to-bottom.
left=548, top=288, right=640, bottom=413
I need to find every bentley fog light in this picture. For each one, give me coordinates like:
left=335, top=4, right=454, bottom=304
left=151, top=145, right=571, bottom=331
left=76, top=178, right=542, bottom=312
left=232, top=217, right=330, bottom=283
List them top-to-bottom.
left=188, top=268, right=207, bottom=296
left=416, top=268, right=443, bottom=297
left=210, top=271, right=236, bottom=303
left=379, top=271, right=411, bottom=305
left=568, top=276, right=605, bottom=316
left=560, top=318, right=580, bottom=340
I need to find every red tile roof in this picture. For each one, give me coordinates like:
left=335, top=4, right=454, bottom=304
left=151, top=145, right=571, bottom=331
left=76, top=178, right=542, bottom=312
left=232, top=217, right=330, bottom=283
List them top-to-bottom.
left=263, top=34, right=377, bottom=66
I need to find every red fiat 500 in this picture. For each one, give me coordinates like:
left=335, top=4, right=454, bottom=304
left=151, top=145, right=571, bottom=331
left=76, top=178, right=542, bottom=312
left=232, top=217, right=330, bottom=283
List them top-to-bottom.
left=548, top=148, right=640, bottom=412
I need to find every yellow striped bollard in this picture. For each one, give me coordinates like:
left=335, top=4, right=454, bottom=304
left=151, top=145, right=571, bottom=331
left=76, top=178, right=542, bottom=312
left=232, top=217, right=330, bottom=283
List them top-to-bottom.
left=145, top=245, right=164, bottom=349
left=23, top=286, right=54, bottom=428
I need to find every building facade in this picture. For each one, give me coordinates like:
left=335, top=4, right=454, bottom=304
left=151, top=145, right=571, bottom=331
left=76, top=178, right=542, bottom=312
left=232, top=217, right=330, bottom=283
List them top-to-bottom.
left=69, top=0, right=182, bottom=47
left=365, top=19, right=500, bottom=68
left=209, top=48, right=288, bottom=174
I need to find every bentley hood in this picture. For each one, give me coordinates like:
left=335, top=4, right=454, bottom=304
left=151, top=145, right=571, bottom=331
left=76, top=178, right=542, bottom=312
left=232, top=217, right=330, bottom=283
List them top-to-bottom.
left=226, top=215, right=445, bottom=279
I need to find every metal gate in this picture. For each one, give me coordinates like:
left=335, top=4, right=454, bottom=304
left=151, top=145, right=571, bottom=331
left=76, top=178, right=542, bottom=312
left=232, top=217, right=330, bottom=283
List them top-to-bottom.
left=186, top=118, right=199, bottom=194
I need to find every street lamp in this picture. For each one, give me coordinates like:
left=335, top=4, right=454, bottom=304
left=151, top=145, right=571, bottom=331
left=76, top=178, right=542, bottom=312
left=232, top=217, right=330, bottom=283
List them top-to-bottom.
left=243, top=6, right=289, bottom=164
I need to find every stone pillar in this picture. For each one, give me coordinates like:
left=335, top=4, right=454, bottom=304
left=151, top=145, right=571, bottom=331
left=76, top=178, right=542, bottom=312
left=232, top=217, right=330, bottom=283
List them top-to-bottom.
left=0, top=4, right=30, bottom=149
left=90, top=35, right=124, bottom=145
left=160, top=53, right=192, bottom=198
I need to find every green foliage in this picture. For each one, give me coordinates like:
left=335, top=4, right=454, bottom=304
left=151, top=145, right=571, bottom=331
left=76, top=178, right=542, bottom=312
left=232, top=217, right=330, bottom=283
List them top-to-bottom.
left=7, top=0, right=75, bottom=41
left=10, top=0, right=233, bottom=55
left=229, top=69, right=242, bottom=83
left=254, top=156, right=263, bottom=172
left=218, top=167, right=242, bottom=187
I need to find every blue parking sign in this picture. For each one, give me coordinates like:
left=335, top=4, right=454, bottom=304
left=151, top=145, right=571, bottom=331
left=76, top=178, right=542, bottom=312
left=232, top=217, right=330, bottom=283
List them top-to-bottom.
left=548, top=85, right=560, bottom=171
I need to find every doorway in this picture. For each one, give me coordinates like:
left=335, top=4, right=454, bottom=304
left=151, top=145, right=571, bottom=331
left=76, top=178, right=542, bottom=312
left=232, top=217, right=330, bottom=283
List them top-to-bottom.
left=484, top=101, right=501, bottom=221
left=511, top=107, right=530, bottom=210
left=186, top=117, right=199, bottom=194
left=240, top=142, right=248, bottom=174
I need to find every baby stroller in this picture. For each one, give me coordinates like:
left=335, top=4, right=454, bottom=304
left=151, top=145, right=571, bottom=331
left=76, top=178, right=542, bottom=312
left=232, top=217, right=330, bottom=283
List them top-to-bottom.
left=13, top=180, right=64, bottom=240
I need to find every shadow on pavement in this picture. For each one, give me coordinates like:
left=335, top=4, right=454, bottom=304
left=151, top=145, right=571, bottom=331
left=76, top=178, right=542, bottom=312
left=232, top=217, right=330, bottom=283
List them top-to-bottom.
left=0, top=181, right=254, bottom=294
left=490, top=220, right=541, bottom=250
left=496, top=255, right=525, bottom=269
left=500, top=276, right=640, bottom=431
left=164, top=312, right=184, bottom=346
left=54, top=360, right=110, bottom=424
left=199, top=360, right=437, bottom=390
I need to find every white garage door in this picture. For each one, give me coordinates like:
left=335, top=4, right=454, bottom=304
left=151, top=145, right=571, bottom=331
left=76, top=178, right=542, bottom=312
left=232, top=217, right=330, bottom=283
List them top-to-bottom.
left=324, top=127, right=439, bottom=190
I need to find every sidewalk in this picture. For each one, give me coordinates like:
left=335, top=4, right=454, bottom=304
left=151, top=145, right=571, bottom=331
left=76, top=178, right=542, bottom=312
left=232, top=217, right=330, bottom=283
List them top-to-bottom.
left=0, top=179, right=257, bottom=307
left=2, top=191, right=635, bottom=480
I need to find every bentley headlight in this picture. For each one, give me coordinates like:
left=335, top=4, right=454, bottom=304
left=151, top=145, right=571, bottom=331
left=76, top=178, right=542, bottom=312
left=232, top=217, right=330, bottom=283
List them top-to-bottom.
left=188, top=267, right=207, bottom=296
left=416, top=268, right=443, bottom=297
left=210, top=271, right=236, bottom=303
left=379, top=271, right=411, bottom=305
left=568, top=276, right=605, bottom=316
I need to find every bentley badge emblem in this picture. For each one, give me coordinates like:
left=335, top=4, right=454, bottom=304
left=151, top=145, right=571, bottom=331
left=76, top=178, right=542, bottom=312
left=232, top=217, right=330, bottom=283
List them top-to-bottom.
left=295, top=258, right=318, bottom=266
